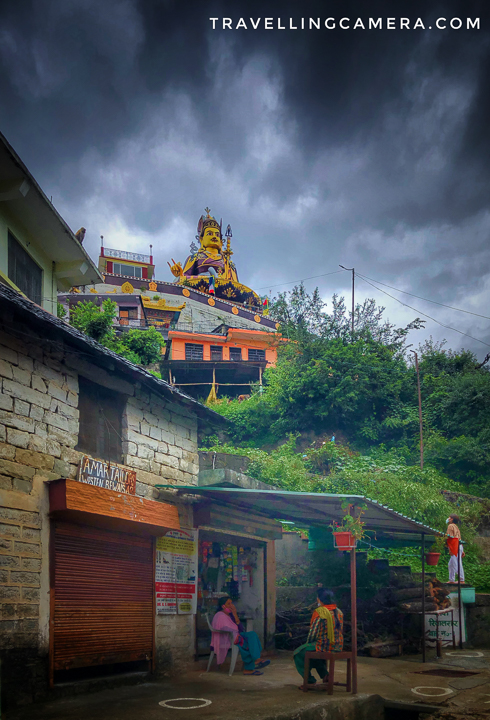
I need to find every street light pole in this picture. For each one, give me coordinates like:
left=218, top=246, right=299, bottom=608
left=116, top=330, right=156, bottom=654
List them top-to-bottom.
left=339, top=266, right=355, bottom=337
left=411, top=350, right=424, bottom=470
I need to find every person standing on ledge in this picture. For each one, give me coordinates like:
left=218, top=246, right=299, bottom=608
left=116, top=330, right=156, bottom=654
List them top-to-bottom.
left=446, top=514, right=465, bottom=584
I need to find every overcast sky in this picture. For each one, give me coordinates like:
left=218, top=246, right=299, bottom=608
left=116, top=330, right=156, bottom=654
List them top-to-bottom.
left=1, top=0, right=490, bottom=357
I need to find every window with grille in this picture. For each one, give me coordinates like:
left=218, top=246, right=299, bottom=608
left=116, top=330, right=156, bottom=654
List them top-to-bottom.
left=8, top=232, right=42, bottom=306
left=113, top=263, right=142, bottom=278
left=185, top=343, right=204, bottom=361
left=210, top=345, right=223, bottom=361
left=229, top=347, right=242, bottom=361
left=248, top=348, right=265, bottom=361
left=76, top=377, right=124, bottom=463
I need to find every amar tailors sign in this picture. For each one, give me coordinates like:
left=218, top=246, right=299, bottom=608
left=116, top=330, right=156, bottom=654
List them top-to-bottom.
left=77, top=455, right=137, bottom=495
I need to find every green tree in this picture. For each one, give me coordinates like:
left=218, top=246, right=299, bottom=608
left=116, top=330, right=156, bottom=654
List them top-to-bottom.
left=270, top=284, right=424, bottom=353
left=70, top=299, right=117, bottom=343
left=69, top=300, right=165, bottom=368
left=119, top=326, right=165, bottom=365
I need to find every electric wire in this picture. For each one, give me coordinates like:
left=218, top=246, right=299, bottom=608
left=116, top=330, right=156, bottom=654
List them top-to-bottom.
left=257, top=269, right=344, bottom=291
left=356, top=273, right=490, bottom=321
left=356, top=274, right=490, bottom=350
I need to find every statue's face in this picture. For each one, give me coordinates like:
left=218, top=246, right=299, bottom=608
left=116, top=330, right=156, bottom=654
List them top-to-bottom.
left=201, top=227, right=222, bottom=252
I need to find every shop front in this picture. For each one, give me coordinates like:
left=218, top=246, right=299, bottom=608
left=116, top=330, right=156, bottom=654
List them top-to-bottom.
left=48, top=472, right=180, bottom=686
left=193, top=502, right=282, bottom=657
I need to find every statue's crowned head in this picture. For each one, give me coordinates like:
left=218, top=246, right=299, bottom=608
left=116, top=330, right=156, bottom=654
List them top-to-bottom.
left=197, top=208, right=222, bottom=252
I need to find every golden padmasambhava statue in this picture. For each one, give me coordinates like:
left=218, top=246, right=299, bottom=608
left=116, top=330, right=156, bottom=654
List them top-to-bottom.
left=167, top=208, right=261, bottom=307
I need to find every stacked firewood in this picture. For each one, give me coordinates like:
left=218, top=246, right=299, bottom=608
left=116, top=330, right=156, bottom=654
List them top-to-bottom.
left=395, top=579, right=451, bottom=613
left=275, top=602, right=316, bottom=650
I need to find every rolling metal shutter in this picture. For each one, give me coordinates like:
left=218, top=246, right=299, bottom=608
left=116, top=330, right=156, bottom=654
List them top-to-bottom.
left=53, top=522, right=154, bottom=671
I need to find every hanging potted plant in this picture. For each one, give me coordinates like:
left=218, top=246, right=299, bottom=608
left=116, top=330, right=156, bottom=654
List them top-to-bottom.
left=330, top=502, right=366, bottom=551
left=425, top=535, right=445, bottom=566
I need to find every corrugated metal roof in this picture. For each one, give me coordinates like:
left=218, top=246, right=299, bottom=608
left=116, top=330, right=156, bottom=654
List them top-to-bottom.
left=159, top=485, right=443, bottom=540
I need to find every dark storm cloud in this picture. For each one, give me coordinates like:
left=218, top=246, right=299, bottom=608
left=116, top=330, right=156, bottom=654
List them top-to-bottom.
left=1, top=0, right=490, bottom=355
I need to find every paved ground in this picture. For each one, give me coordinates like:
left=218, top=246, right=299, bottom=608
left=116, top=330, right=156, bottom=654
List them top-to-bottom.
left=6, top=650, right=490, bottom=720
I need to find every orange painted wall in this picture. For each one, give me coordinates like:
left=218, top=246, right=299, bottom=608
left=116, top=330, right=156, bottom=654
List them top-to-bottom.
left=169, top=328, right=278, bottom=365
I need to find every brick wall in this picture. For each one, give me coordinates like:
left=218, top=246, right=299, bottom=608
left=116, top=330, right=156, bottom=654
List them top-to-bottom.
left=0, top=323, right=200, bottom=707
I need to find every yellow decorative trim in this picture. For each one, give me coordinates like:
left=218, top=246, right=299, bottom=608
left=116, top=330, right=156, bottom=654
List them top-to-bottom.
left=148, top=281, right=158, bottom=291
left=121, top=282, right=134, bottom=294
left=89, top=288, right=97, bottom=294
left=105, top=288, right=117, bottom=293
left=182, top=288, right=191, bottom=297
left=141, top=297, right=186, bottom=311
left=208, top=297, right=216, bottom=306
left=232, top=306, right=239, bottom=315
left=254, top=315, right=261, bottom=323
left=275, top=322, right=280, bottom=330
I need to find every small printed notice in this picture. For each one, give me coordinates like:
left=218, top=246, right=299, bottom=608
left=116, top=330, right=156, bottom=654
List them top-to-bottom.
left=77, top=456, right=136, bottom=494
left=155, top=529, right=198, bottom=615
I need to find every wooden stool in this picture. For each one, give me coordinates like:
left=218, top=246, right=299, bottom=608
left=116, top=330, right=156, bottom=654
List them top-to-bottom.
left=302, top=651, right=352, bottom=695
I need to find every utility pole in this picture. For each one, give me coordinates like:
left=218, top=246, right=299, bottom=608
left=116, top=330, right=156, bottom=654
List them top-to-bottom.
left=339, top=265, right=355, bottom=337
left=411, top=350, right=424, bottom=469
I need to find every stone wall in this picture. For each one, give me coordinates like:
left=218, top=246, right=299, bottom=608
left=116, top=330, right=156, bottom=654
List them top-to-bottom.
left=0, top=323, right=200, bottom=707
left=124, top=391, right=198, bottom=490
left=275, top=531, right=311, bottom=585
left=467, top=593, right=490, bottom=647
left=155, top=614, right=195, bottom=673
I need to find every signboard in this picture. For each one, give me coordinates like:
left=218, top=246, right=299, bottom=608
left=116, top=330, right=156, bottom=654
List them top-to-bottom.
left=105, top=248, right=151, bottom=263
left=77, top=456, right=136, bottom=495
left=155, top=529, right=198, bottom=615
left=424, top=595, right=466, bottom=646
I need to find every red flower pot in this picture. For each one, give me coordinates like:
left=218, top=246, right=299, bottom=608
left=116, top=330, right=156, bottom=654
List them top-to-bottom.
left=333, top=531, right=357, bottom=550
left=425, top=552, right=441, bottom=566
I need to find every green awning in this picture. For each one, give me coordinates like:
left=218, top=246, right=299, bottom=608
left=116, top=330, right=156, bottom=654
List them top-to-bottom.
left=156, top=485, right=443, bottom=543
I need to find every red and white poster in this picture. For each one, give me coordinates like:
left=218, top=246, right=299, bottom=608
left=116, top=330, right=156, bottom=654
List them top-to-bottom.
left=155, top=529, right=198, bottom=615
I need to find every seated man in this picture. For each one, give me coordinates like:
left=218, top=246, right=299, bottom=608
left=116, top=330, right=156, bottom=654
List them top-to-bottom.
left=293, top=588, right=344, bottom=687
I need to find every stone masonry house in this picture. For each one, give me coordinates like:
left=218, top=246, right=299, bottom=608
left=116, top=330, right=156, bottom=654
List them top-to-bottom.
left=0, top=282, right=228, bottom=709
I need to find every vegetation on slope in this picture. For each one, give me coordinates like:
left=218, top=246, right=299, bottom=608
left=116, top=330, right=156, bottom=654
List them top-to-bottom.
left=202, top=284, right=490, bottom=590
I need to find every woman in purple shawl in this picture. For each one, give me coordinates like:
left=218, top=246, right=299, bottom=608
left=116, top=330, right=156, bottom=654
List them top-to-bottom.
left=211, top=597, right=271, bottom=675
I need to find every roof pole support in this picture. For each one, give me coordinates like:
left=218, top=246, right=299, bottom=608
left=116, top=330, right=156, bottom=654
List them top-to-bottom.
left=421, top=532, right=426, bottom=662
left=458, top=540, right=463, bottom=649
left=350, top=544, right=358, bottom=693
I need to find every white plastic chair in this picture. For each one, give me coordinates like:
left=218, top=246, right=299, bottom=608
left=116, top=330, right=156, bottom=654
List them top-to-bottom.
left=205, top=613, right=240, bottom=676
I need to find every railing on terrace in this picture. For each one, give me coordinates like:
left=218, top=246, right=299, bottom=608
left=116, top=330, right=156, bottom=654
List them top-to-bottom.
left=113, top=319, right=171, bottom=331
left=173, top=321, right=275, bottom=335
